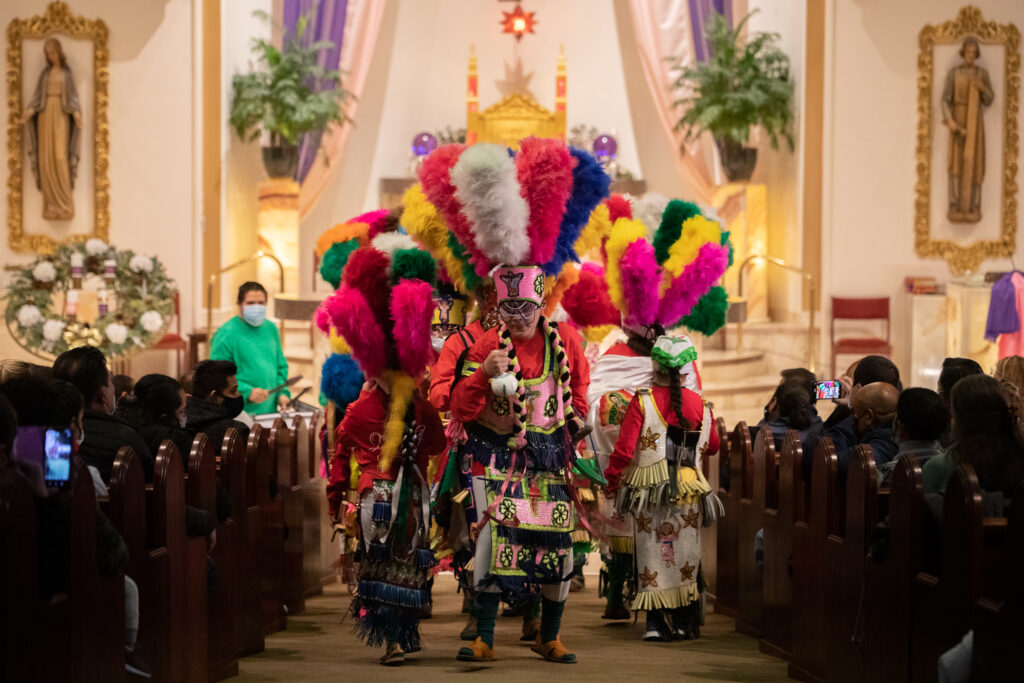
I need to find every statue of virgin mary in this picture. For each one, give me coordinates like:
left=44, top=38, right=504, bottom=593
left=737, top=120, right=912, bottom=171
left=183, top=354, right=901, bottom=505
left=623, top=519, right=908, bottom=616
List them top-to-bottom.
left=22, top=37, right=82, bottom=221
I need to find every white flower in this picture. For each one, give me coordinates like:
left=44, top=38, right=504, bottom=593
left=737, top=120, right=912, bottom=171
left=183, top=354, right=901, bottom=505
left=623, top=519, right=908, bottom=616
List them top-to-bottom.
left=85, top=239, right=109, bottom=256
left=129, top=255, right=154, bottom=273
left=32, top=261, right=56, bottom=283
left=17, top=305, right=42, bottom=328
left=140, top=310, right=163, bottom=333
left=42, top=319, right=66, bottom=341
left=105, top=322, right=128, bottom=345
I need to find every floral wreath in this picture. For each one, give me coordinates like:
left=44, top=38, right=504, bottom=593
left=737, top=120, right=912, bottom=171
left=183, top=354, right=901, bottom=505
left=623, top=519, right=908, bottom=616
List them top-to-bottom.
left=4, top=239, right=177, bottom=358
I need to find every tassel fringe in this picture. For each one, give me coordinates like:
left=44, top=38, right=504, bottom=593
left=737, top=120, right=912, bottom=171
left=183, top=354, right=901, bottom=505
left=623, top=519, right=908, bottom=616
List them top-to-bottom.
left=630, top=583, right=700, bottom=612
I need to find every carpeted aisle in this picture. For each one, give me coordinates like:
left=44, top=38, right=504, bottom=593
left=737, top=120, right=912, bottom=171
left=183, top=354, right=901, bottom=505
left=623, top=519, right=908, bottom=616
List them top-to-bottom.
left=235, top=574, right=791, bottom=681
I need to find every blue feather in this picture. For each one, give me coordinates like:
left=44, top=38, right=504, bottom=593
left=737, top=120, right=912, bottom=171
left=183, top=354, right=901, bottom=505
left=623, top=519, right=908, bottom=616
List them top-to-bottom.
left=543, top=148, right=611, bottom=276
left=320, top=353, right=364, bottom=417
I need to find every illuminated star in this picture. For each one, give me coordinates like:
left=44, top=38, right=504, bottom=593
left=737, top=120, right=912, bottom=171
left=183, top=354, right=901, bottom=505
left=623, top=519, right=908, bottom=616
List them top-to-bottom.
left=500, top=3, right=537, bottom=42
left=495, top=58, right=535, bottom=98
left=639, top=428, right=660, bottom=451
left=682, top=509, right=700, bottom=529
left=635, top=512, right=653, bottom=533
left=680, top=561, right=695, bottom=582
left=639, top=566, right=659, bottom=588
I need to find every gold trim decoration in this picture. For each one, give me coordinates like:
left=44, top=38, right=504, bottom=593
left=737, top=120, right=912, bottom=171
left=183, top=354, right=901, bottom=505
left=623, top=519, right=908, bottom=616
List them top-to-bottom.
left=6, top=1, right=110, bottom=254
left=914, top=6, right=1020, bottom=275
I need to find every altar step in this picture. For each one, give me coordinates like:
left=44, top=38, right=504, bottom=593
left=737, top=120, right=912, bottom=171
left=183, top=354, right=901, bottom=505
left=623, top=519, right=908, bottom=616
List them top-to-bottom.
left=699, top=349, right=776, bottom=427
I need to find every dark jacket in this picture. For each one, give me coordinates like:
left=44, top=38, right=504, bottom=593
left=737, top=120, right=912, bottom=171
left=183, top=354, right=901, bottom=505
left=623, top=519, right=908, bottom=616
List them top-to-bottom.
left=185, top=396, right=250, bottom=453
left=80, top=410, right=155, bottom=483
left=837, top=420, right=898, bottom=475
left=137, top=422, right=195, bottom=462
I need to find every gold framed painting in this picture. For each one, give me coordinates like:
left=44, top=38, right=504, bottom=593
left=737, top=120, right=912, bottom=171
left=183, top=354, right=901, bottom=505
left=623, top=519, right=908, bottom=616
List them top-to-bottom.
left=6, top=1, right=110, bottom=254
left=914, top=6, right=1020, bottom=275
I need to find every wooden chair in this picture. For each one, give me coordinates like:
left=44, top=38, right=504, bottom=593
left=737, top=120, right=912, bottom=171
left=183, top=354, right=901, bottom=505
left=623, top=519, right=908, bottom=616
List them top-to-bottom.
left=830, top=296, right=893, bottom=376
left=736, top=426, right=771, bottom=637
left=760, top=430, right=802, bottom=659
left=789, top=437, right=839, bottom=683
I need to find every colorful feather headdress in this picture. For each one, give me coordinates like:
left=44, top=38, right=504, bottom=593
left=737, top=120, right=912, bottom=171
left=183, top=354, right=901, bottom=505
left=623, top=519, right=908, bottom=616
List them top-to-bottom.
left=417, top=137, right=611, bottom=305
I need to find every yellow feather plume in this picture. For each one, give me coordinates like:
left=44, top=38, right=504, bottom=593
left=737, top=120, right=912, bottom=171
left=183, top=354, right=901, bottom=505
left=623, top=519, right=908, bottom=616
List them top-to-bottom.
left=401, top=184, right=468, bottom=294
left=575, top=204, right=612, bottom=262
left=661, top=215, right=722, bottom=278
left=604, top=218, right=648, bottom=311
left=315, top=220, right=371, bottom=258
left=543, top=263, right=581, bottom=316
left=583, top=324, right=617, bottom=343
left=329, top=329, right=351, bottom=355
left=378, top=370, right=416, bottom=473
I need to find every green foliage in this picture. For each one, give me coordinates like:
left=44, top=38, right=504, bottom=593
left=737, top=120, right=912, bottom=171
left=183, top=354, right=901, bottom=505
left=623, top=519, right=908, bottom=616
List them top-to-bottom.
left=229, top=9, right=354, bottom=147
left=670, top=11, right=794, bottom=151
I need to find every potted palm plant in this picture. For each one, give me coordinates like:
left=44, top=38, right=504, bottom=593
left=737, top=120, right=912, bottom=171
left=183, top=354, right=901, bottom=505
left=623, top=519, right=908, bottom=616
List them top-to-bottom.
left=229, top=11, right=354, bottom=179
left=671, top=11, right=794, bottom=182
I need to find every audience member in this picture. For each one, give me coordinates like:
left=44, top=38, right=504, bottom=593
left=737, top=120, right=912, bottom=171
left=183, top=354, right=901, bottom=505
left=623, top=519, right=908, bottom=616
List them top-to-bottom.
left=52, top=347, right=154, bottom=482
left=821, top=355, right=901, bottom=432
left=993, top=355, right=1024, bottom=418
left=937, top=357, right=983, bottom=407
left=185, top=360, right=250, bottom=450
left=112, top=374, right=134, bottom=402
left=116, top=374, right=193, bottom=457
left=923, top=374, right=1024, bottom=501
left=758, top=377, right=823, bottom=454
left=808, top=381, right=898, bottom=475
left=876, top=388, right=946, bottom=487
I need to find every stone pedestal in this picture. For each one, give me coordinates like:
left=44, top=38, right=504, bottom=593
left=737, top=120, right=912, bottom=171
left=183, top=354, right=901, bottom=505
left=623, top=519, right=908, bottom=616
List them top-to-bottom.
left=257, top=179, right=300, bottom=295
left=713, top=183, right=768, bottom=322
left=946, top=282, right=997, bottom=371
left=906, top=292, right=947, bottom=388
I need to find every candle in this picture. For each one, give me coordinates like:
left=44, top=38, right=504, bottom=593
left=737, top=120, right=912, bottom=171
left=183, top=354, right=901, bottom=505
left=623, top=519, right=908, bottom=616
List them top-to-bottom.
left=70, top=253, right=83, bottom=279
left=104, top=258, right=116, bottom=280
left=65, top=290, right=79, bottom=318
left=98, top=290, right=108, bottom=316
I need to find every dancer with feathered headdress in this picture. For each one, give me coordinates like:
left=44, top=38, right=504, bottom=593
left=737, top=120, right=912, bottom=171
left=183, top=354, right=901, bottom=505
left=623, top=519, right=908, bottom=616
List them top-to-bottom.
left=421, top=137, right=609, bottom=664
left=318, top=234, right=447, bottom=666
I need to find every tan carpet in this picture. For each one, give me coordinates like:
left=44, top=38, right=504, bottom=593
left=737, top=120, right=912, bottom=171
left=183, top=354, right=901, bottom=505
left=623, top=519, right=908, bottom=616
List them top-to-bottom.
left=235, top=574, right=791, bottom=682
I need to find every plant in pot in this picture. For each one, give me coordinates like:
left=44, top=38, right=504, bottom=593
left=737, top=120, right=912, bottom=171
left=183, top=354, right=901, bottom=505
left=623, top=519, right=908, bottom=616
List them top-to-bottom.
left=229, top=11, right=354, bottom=179
left=670, top=11, right=794, bottom=182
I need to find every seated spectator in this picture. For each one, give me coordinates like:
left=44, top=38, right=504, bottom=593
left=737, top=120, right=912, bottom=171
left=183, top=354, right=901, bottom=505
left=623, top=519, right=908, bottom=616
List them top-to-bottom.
left=52, top=347, right=154, bottom=482
left=814, top=355, right=901, bottom=455
left=993, top=355, right=1024, bottom=417
left=936, top=357, right=984, bottom=447
left=185, top=360, right=250, bottom=450
left=112, top=374, right=134, bottom=402
left=116, top=374, right=194, bottom=458
left=923, top=374, right=1024, bottom=502
left=757, top=377, right=823, bottom=454
left=811, top=382, right=898, bottom=475
left=876, top=388, right=946, bottom=487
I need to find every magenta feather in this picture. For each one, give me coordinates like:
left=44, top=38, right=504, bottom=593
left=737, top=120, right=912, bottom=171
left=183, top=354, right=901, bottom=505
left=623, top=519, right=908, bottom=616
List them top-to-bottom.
left=516, top=137, right=575, bottom=266
left=418, top=144, right=492, bottom=273
left=620, top=239, right=661, bottom=328
left=656, top=242, right=730, bottom=326
left=389, top=279, right=436, bottom=377
left=328, top=286, right=388, bottom=378
left=314, top=301, right=332, bottom=334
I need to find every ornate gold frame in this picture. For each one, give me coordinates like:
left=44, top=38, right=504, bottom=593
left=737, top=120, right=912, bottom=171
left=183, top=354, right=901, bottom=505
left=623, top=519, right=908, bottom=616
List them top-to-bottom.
left=6, top=1, right=110, bottom=254
left=914, top=6, right=1020, bottom=275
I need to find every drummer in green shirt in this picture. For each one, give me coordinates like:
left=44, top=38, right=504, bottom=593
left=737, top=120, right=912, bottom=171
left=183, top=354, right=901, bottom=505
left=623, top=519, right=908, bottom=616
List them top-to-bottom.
left=210, top=281, right=290, bottom=415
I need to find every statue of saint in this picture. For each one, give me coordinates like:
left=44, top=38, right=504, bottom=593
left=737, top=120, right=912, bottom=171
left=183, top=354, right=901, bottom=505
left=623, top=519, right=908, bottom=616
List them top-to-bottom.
left=941, top=37, right=994, bottom=223
left=21, top=38, right=82, bottom=221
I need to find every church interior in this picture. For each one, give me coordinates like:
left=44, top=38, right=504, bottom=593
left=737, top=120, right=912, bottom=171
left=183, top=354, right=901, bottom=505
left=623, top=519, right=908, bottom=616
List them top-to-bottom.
left=1, top=0, right=1022, bottom=680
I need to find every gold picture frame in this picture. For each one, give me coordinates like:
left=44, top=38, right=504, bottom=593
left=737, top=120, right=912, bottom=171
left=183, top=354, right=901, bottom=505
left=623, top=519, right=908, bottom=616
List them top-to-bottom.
left=6, top=1, right=109, bottom=253
left=914, top=6, right=1020, bottom=275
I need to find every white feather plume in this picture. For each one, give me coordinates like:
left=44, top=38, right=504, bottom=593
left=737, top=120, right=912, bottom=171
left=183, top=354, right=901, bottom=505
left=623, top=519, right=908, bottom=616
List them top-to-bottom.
left=451, top=143, right=530, bottom=267
left=632, top=192, right=671, bottom=242
left=371, top=232, right=417, bottom=258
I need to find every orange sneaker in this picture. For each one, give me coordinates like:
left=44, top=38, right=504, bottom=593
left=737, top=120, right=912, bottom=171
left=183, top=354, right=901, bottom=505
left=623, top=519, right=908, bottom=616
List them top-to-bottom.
left=531, top=636, right=577, bottom=663
left=456, top=637, right=496, bottom=662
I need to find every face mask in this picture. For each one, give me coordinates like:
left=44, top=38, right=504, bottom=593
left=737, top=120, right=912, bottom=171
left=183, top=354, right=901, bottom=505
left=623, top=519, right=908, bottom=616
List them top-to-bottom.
left=242, top=304, right=267, bottom=327
left=220, top=394, right=245, bottom=418
left=178, top=413, right=187, bottom=428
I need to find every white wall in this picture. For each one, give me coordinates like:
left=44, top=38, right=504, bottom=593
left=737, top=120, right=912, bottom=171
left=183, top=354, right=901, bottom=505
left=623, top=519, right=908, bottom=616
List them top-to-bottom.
left=0, top=0, right=197, bottom=373
left=303, top=0, right=644, bottom=292
left=821, top=0, right=1024, bottom=377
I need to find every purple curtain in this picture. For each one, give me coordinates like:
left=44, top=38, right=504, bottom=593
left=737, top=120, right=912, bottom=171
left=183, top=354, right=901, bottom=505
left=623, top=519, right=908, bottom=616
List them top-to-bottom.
left=282, top=0, right=349, bottom=183
left=688, top=0, right=731, bottom=62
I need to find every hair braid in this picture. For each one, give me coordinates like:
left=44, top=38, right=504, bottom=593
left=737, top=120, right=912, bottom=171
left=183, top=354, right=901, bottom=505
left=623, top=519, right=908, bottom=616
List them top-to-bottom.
left=543, top=317, right=584, bottom=433
left=498, top=321, right=528, bottom=450
left=668, top=370, right=693, bottom=431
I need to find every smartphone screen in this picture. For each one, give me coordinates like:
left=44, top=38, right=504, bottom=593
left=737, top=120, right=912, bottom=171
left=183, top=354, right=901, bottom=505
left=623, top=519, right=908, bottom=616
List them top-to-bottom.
left=815, top=380, right=842, bottom=401
left=44, top=428, right=73, bottom=487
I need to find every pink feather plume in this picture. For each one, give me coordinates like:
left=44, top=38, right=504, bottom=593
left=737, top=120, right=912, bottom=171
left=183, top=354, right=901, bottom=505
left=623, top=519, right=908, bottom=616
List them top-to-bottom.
left=516, top=137, right=575, bottom=266
left=418, top=144, right=491, bottom=272
left=353, top=209, right=391, bottom=237
left=620, top=239, right=660, bottom=328
left=656, top=242, right=730, bottom=326
left=342, top=247, right=392, bottom=333
left=389, top=279, right=436, bottom=377
left=327, top=286, right=388, bottom=378
left=314, top=301, right=332, bottom=334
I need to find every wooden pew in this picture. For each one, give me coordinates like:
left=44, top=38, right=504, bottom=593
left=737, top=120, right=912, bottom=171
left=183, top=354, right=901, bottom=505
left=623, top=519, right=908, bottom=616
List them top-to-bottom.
left=296, top=415, right=324, bottom=598
left=277, top=417, right=306, bottom=615
left=700, top=417, right=727, bottom=599
left=713, top=421, right=746, bottom=617
left=248, top=422, right=287, bottom=635
left=225, top=426, right=264, bottom=655
left=736, top=426, right=771, bottom=636
left=760, top=429, right=802, bottom=659
left=188, top=433, right=240, bottom=681
left=788, top=437, right=838, bottom=683
left=862, top=456, right=926, bottom=683
left=910, top=465, right=1006, bottom=683
left=971, top=479, right=1024, bottom=681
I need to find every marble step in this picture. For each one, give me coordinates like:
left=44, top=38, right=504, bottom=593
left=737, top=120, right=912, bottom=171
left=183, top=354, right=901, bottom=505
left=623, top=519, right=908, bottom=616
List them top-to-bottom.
left=700, top=349, right=770, bottom=383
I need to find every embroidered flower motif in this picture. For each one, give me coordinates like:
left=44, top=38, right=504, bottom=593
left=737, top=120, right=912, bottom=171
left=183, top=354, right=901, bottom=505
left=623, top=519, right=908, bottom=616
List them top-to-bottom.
left=533, top=274, right=545, bottom=296
left=491, top=395, right=511, bottom=416
left=544, top=396, right=558, bottom=418
left=639, top=427, right=660, bottom=450
left=498, top=498, right=517, bottom=521
left=550, top=502, right=569, bottom=527
left=635, top=512, right=653, bottom=534
left=499, top=545, right=514, bottom=568
left=517, top=547, right=531, bottom=567
left=540, top=551, right=559, bottom=572
left=680, top=561, right=695, bottom=582
left=639, top=566, right=659, bottom=588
